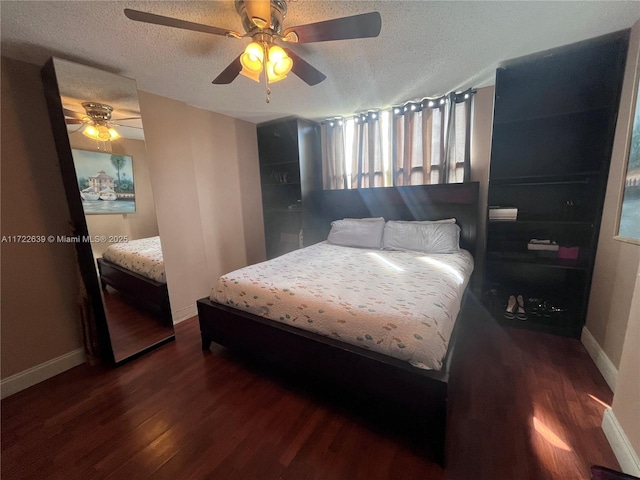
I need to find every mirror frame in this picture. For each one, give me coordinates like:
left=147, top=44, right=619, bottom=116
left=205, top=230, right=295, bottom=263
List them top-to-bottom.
left=41, top=58, right=174, bottom=365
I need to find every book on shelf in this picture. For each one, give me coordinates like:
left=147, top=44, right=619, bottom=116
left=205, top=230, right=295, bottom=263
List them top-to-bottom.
left=489, top=206, right=518, bottom=220
left=527, top=239, right=559, bottom=251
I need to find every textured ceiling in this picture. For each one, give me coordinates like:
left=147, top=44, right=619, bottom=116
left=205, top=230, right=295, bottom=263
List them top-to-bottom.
left=2, top=1, right=640, bottom=124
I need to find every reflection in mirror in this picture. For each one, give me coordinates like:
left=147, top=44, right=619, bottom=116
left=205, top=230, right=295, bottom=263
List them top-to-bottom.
left=47, top=58, right=174, bottom=363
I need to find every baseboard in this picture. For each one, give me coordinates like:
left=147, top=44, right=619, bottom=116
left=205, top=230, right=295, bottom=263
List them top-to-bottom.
left=173, top=304, right=197, bottom=324
left=581, top=326, right=618, bottom=392
left=0, top=348, right=85, bottom=399
left=602, top=408, right=640, bottom=476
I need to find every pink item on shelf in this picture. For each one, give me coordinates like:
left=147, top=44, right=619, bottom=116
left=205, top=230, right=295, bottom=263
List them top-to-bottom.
left=558, top=246, right=579, bottom=260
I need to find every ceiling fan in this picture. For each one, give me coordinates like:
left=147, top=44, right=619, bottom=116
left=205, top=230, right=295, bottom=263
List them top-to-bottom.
left=124, top=0, right=382, bottom=91
left=64, top=102, right=141, bottom=141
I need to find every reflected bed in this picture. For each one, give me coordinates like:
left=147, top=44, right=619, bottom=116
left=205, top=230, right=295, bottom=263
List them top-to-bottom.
left=98, top=236, right=171, bottom=326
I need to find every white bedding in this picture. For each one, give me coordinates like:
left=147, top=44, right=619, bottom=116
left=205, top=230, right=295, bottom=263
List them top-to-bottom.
left=102, top=236, right=165, bottom=283
left=210, top=242, right=473, bottom=370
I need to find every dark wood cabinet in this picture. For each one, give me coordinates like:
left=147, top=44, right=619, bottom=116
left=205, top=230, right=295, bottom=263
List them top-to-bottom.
left=484, top=30, right=629, bottom=337
left=257, top=117, right=321, bottom=259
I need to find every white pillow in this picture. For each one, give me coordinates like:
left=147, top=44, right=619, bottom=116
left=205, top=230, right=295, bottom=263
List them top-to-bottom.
left=327, top=217, right=385, bottom=249
left=382, top=221, right=460, bottom=253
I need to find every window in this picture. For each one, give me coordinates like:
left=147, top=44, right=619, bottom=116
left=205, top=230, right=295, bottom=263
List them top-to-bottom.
left=323, top=90, right=474, bottom=190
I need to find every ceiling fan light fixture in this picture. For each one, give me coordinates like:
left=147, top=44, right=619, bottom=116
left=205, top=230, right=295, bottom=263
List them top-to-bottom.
left=240, top=42, right=265, bottom=82
left=241, top=42, right=264, bottom=71
left=265, top=44, right=292, bottom=82
left=267, top=45, right=292, bottom=75
left=266, top=65, right=287, bottom=83
left=240, top=67, right=262, bottom=82
left=81, top=123, right=121, bottom=142
left=82, top=125, right=100, bottom=140
left=96, top=125, right=112, bottom=140
left=108, top=127, right=121, bottom=140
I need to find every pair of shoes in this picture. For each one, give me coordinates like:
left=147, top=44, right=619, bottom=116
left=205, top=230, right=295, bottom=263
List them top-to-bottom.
left=504, top=294, right=527, bottom=320
left=528, top=298, right=567, bottom=321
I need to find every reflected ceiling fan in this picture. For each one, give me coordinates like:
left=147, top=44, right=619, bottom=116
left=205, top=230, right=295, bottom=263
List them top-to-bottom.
left=124, top=0, right=381, bottom=97
left=64, top=102, right=141, bottom=141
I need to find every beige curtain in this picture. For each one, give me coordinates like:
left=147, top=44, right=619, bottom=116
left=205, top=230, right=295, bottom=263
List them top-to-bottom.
left=393, top=90, right=473, bottom=185
left=443, top=91, right=474, bottom=183
left=393, top=102, right=445, bottom=186
left=351, top=112, right=385, bottom=188
left=323, top=120, right=347, bottom=189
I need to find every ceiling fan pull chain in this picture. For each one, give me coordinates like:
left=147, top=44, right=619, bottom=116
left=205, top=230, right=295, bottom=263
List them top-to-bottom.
left=263, top=42, right=271, bottom=103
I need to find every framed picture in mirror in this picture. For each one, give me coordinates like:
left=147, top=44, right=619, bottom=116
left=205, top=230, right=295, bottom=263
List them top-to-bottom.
left=72, top=149, right=136, bottom=214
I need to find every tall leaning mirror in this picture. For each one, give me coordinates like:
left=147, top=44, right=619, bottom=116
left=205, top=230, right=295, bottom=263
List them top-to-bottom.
left=42, top=58, right=175, bottom=364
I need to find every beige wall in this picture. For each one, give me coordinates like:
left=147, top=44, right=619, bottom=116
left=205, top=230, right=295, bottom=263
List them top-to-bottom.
left=585, top=20, right=640, bottom=466
left=586, top=23, right=640, bottom=368
left=1, top=57, right=83, bottom=378
left=470, top=86, right=495, bottom=279
left=138, top=91, right=264, bottom=321
left=236, top=120, right=267, bottom=265
left=70, top=135, right=159, bottom=258
left=611, top=264, right=640, bottom=462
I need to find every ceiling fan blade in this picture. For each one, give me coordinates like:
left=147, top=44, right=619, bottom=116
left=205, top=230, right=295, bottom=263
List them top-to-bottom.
left=244, top=0, right=271, bottom=29
left=124, top=8, right=242, bottom=38
left=283, top=12, right=381, bottom=43
left=283, top=48, right=326, bottom=86
left=212, top=55, right=243, bottom=84
left=63, top=108, right=85, bottom=120
left=112, top=116, right=141, bottom=121
left=66, top=119, right=84, bottom=125
left=110, top=123, right=143, bottom=129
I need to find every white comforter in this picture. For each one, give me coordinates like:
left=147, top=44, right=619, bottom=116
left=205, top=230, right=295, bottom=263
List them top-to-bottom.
left=102, top=236, right=165, bottom=283
left=211, top=242, right=473, bottom=370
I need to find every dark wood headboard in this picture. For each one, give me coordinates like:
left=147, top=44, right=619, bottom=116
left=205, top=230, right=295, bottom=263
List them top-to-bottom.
left=303, top=182, right=480, bottom=255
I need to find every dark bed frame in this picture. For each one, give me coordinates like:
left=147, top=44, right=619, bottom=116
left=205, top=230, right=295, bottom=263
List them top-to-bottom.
left=197, top=182, right=479, bottom=465
left=97, top=257, right=173, bottom=327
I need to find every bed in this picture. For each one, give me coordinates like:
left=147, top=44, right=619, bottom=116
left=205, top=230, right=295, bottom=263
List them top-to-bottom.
left=197, top=182, right=479, bottom=465
left=97, top=236, right=172, bottom=326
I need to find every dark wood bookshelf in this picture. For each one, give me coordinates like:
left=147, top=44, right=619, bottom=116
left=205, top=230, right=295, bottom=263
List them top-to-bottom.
left=484, top=30, right=629, bottom=337
left=257, top=118, right=321, bottom=259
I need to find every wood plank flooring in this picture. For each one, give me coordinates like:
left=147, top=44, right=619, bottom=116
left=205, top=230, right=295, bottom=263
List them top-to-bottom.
left=102, top=286, right=175, bottom=362
left=1, top=295, right=619, bottom=479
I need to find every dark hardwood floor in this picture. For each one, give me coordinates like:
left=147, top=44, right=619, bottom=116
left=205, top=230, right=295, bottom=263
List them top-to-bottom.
left=102, top=286, right=175, bottom=362
left=1, top=295, right=619, bottom=479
